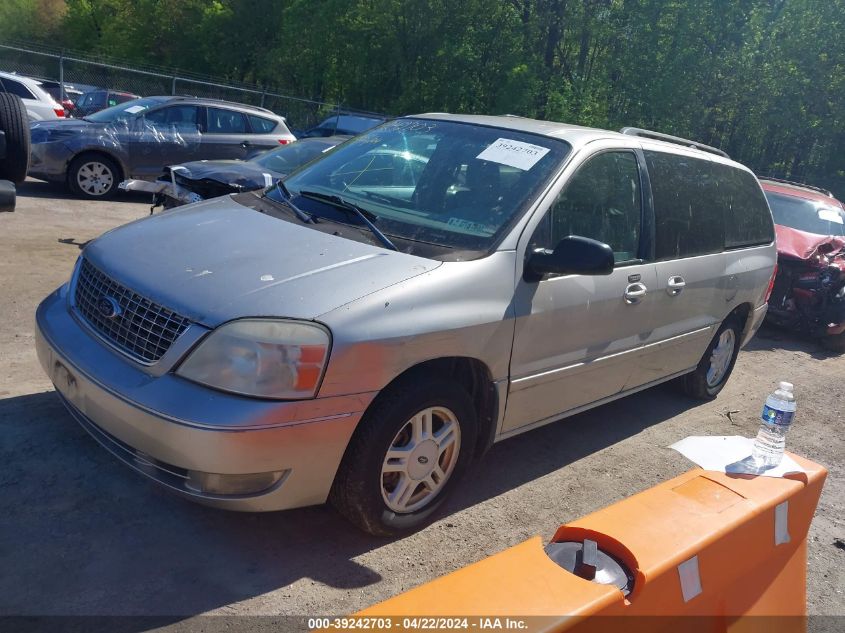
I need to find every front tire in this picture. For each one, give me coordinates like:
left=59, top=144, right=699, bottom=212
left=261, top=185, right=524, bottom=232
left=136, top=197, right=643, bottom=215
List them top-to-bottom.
left=68, top=154, right=121, bottom=199
left=680, top=316, right=742, bottom=399
left=330, top=375, right=477, bottom=536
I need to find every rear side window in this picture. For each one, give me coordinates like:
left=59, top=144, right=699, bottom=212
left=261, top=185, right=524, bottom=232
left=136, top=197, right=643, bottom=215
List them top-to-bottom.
left=0, top=78, right=35, bottom=99
left=90, top=92, right=107, bottom=107
left=146, top=105, right=199, bottom=128
left=207, top=107, right=248, bottom=133
left=248, top=114, right=278, bottom=133
left=645, top=151, right=724, bottom=259
left=645, top=151, right=774, bottom=259
left=717, top=166, right=774, bottom=248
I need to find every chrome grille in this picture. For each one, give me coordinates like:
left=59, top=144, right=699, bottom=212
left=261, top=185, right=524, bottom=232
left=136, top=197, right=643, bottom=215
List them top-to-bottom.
left=74, top=258, right=191, bottom=363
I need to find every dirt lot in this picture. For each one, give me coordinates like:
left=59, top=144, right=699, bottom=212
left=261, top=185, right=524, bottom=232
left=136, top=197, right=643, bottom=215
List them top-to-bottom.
left=1, top=180, right=843, bottom=626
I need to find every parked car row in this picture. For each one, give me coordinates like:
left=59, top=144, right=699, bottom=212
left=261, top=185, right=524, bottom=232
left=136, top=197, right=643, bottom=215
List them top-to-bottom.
left=13, top=68, right=844, bottom=351
left=0, top=70, right=139, bottom=119
left=0, top=70, right=67, bottom=121
left=29, top=95, right=297, bottom=197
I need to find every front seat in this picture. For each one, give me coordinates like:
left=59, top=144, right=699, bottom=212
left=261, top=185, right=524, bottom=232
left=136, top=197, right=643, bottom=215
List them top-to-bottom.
left=449, top=160, right=502, bottom=217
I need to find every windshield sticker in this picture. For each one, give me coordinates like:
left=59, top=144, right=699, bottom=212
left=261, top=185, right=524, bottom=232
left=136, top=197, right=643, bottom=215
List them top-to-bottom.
left=124, top=105, right=146, bottom=114
left=476, top=138, right=550, bottom=171
left=262, top=173, right=273, bottom=187
left=818, top=208, right=844, bottom=224
left=447, top=217, right=496, bottom=235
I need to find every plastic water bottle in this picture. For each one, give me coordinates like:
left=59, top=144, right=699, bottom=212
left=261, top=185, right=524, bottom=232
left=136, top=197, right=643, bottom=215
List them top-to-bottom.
left=751, top=381, right=796, bottom=468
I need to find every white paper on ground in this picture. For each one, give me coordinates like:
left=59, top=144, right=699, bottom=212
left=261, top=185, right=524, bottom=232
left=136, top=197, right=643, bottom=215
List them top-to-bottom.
left=476, top=138, right=550, bottom=171
left=669, top=435, right=805, bottom=478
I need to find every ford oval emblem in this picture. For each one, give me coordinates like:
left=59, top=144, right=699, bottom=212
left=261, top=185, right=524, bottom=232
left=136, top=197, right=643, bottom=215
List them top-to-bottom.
left=97, top=296, right=122, bottom=319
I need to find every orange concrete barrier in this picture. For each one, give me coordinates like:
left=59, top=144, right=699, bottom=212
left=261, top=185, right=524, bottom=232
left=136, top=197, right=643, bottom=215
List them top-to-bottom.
left=341, top=453, right=826, bottom=632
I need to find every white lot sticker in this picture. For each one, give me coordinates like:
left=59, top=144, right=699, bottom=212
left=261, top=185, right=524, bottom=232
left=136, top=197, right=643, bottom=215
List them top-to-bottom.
left=124, top=105, right=146, bottom=114
left=476, top=138, right=550, bottom=171
left=262, top=173, right=273, bottom=187
left=818, top=208, right=844, bottom=224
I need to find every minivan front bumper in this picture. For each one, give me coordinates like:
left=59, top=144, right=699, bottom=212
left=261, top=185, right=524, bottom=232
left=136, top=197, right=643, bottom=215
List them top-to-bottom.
left=35, top=284, right=375, bottom=511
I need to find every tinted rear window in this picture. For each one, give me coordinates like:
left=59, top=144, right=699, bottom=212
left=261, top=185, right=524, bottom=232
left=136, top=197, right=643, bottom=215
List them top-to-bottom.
left=0, top=78, right=34, bottom=99
left=207, top=107, right=248, bottom=133
left=248, top=114, right=278, bottom=133
left=645, top=151, right=773, bottom=259
left=645, top=151, right=723, bottom=259
left=718, top=166, right=774, bottom=248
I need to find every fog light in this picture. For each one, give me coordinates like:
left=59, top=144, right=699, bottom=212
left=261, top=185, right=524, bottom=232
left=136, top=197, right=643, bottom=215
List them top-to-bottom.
left=186, top=470, right=286, bottom=495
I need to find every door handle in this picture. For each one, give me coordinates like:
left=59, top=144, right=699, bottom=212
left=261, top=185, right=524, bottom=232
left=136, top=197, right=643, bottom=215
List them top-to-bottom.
left=240, top=141, right=252, bottom=148
left=667, top=276, right=686, bottom=296
left=624, top=282, right=648, bottom=304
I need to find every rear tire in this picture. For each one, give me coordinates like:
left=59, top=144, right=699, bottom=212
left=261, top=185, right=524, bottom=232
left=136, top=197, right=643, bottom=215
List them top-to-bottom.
left=0, top=92, right=30, bottom=184
left=68, top=153, right=121, bottom=199
left=680, top=316, right=742, bottom=399
left=330, top=375, right=477, bottom=536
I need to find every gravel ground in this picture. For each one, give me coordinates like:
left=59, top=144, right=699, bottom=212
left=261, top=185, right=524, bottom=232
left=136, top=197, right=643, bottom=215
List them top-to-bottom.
left=1, top=180, right=842, bottom=628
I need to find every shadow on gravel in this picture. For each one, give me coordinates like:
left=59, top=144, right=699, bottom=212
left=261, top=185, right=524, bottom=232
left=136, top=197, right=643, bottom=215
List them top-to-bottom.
left=16, top=179, right=150, bottom=204
left=745, top=323, right=839, bottom=360
left=0, top=378, right=704, bottom=623
left=454, top=380, right=698, bottom=509
left=0, top=391, right=381, bottom=621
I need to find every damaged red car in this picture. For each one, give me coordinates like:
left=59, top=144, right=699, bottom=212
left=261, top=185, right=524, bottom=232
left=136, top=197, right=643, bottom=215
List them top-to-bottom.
left=760, top=178, right=845, bottom=351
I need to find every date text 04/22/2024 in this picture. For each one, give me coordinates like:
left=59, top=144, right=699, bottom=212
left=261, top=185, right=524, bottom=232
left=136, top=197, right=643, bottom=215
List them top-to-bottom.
left=309, top=616, right=530, bottom=630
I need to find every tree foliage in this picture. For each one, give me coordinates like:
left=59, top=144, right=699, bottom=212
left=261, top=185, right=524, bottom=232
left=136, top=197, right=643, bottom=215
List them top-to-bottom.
left=2, top=0, right=844, bottom=194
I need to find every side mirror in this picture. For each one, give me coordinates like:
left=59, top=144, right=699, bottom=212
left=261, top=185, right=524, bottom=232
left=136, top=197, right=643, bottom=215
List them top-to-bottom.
left=525, top=235, right=615, bottom=281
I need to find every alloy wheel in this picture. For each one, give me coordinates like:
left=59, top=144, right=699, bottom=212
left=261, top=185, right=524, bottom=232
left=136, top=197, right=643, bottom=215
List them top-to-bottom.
left=76, top=161, right=114, bottom=196
left=706, top=329, right=736, bottom=387
left=381, top=406, right=461, bottom=513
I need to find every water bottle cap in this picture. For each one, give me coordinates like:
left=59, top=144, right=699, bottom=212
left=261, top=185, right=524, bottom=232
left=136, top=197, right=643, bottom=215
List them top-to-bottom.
left=779, top=381, right=793, bottom=392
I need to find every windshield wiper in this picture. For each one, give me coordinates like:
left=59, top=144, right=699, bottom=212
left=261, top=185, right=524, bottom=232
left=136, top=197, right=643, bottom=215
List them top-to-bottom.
left=270, top=181, right=315, bottom=223
left=298, top=190, right=398, bottom=251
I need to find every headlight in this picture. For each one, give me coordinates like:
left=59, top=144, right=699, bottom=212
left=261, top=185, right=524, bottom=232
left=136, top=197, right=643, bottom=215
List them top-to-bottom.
left=176, top=319, right=330, bottom=399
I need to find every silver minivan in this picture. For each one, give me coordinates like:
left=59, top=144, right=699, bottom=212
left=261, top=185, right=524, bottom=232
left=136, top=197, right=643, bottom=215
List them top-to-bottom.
left=35, top=114, right=777, bottom=534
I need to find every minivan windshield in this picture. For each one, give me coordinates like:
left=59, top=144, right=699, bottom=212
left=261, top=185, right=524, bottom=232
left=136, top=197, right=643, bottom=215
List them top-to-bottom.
left=85, top=96, right=170, bottom=123
left=272, top=118, right=571, bottom=253
left=766, top=192, right=845, bottom=237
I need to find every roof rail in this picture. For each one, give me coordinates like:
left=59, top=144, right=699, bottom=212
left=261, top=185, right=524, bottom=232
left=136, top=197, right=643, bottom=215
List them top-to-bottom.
left=169, top=94, right=275, bottom=115
left=619, top=127, right=730, bottom=159
left=757, top=176, right=834, bottom=198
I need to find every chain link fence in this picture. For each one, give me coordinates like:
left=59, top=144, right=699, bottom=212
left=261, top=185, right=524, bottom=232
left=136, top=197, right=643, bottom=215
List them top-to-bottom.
left=0, top=41, right=384, bottom=133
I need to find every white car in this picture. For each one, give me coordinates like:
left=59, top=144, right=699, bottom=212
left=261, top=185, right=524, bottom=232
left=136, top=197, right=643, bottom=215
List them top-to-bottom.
left=0, top=71, right=65, bottom=121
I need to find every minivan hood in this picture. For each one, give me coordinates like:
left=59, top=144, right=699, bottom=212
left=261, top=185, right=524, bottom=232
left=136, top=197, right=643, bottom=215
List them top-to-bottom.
left=83, top=196, right=441, bottom=326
